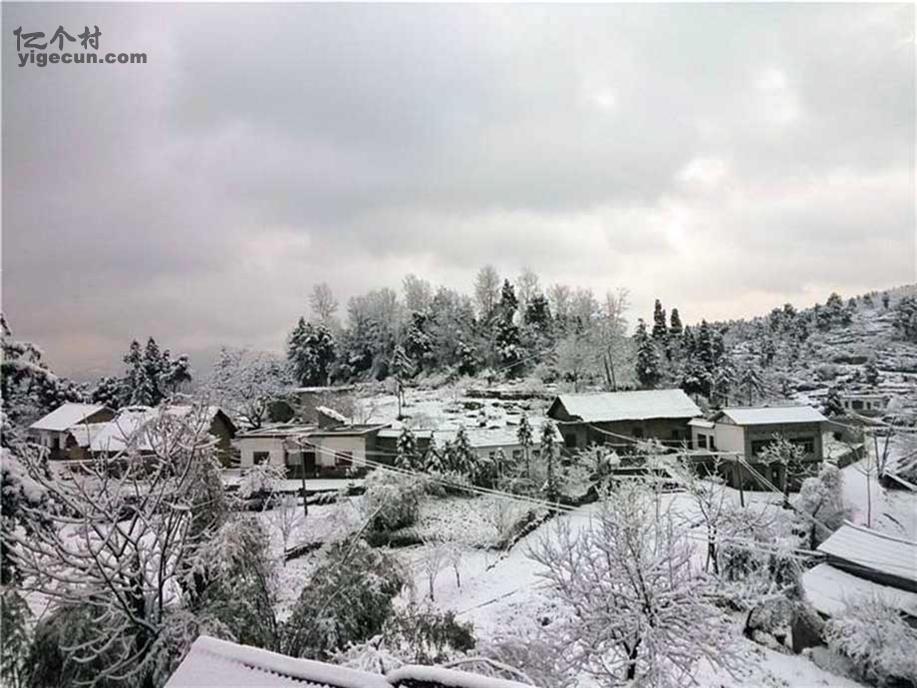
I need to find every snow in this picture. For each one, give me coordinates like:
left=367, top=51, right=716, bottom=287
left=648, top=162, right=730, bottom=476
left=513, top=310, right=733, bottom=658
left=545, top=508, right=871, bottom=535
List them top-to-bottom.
left=551, top=389, right=701, bottom=422
left=27, top=402, right=107, bottom=432
left=719, top=405, right=828, bottom=426
left=841, top=458, right=917, bottom=539
left=817, top=522, right=917, bottom=584
left=802, top=563, right=917, bottom=618
left=165, top=635, right=391, bottom=688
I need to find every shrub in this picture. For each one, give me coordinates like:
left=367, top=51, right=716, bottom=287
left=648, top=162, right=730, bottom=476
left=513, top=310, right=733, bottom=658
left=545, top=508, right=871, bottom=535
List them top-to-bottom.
left=363, top=470, right=423, bottom=532
left=824, top=594, right=917, bottom=686
left=380, top=602, right=475, bottom=664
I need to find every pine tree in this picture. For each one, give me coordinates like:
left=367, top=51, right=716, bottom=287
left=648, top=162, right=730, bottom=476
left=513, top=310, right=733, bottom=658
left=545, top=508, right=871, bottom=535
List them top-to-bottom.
left=651, top=299, right=668, bottom=341
left=669, top=308, right=683, bottom=338
left=634, top=319, right=661, bottom=388
left=390, top=344, right=415, bottom=418
left=739, top=365, right=765, bottom=406
left=823, top=385, right=845, bottom=417
left=449, top=426, right=477, bottom=477
left=423, top=435, right=444, bottom=474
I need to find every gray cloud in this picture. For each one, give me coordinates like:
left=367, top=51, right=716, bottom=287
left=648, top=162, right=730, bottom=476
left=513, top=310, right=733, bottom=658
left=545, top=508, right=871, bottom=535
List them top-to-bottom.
left=2, top=3, right=914, bottom=377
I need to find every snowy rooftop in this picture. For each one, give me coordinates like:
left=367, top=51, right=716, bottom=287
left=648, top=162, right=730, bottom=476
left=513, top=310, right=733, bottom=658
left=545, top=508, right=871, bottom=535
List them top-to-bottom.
left=550, top=389, right=701, bottom=423
left=29, top=403, right=109, bottom=432
left=86, top=405, right=229, bottom=453
left=717, top=405, right=827, bottom=426
left=688, top=418, right=715, bottom=429
left=432, top=419, right=562, bottom=449
left=817, top=522, right=917, bottom=586
left=802, top=563, right=917, bottom=618
left=165, top=635, right=391, bottom=688
left=166, top=636, right=535, bottom=688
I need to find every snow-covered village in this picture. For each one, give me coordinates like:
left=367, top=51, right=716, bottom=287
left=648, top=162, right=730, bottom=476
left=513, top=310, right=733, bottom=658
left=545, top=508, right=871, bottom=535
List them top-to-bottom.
left=2, top=3, right=916, bottom=688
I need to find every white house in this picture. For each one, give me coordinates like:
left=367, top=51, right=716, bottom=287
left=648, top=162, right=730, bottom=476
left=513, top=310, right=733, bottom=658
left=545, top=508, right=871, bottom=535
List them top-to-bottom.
left=28, top=403, right=115, bottom=459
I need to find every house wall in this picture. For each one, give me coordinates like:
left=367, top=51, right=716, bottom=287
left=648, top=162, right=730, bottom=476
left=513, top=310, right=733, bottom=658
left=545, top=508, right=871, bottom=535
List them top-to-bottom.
left=38, top=408, right=116, bottom=460
left=557, top=418, right=693, bottom=452
left=309, top=435, right=367, bottom=468
left=237, top=437, right=288, bottom=469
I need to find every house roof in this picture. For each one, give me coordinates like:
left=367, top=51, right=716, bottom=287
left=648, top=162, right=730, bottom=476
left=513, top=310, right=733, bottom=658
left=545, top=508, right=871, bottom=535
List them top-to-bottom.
left=550, top=389, right=701, bottom=423
left=29, top=403, right=109, bottom=432
left=88, top=405, right=233, bottom=453
left=716, top=405, right=827, bottom=426
left=316, top=406, right=350, bottom=423
left=688, top=418, right=715, bottom=429
left=432, top=419, right=563, bottom=449
left=236, top=424, right=317, bottom=439
left=817, top=522, right=917, bottom=587
left=802, top=563, right=917, bottom=618
left=165, top=635, right=391, bottom=688
left=166, top=636, right=535, bottom=688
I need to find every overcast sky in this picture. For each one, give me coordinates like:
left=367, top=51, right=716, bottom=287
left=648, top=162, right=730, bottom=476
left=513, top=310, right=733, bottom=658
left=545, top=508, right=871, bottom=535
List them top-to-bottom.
left=3, top=3, right=915, bottom=378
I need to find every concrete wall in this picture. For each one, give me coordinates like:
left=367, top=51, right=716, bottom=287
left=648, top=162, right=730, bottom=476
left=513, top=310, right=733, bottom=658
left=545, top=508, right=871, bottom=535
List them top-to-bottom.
left=557, top=418, right=693, bottom=452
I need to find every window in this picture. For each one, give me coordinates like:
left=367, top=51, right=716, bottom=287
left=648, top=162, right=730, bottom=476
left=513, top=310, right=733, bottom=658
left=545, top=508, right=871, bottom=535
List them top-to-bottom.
left=852, top=400, right=864, bottom=410
left=632, top=427, right=644, bottom=439
left=565, top=434, right=577, bottom=449
left=697, top=434, right=708, bottom=450
left=512, top=449, right=522, bottom=461
left=532, top=449, right=541, bottom=460
left=252, top=451, right=270, bottom=466
left=336, top=451, right=353, bottom=467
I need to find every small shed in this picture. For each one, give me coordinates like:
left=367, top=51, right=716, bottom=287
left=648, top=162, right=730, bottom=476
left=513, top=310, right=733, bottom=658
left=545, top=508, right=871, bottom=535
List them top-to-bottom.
left=28, top=403, right=115, bottom=459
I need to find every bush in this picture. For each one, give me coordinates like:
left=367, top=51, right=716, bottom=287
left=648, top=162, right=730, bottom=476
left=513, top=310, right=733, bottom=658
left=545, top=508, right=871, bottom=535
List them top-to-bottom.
left=363, top=470, right=423, bottom=532
left=281, top=538, right=404, bottom=660
left=824, top=595, right=917, bottom=686
left=380, top=603, right=475, bottom=664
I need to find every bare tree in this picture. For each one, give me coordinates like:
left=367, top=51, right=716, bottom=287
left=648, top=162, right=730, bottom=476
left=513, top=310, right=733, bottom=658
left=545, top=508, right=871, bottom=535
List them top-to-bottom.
left=473, top=265, right=501, bottom=318
left=516, top=267, right=540, bottom=314
left=402, top=274, right=433, bottom=313
left=309, top=282, right=339, bottom=326
left=207, top=347, right=289, bottom=428
left=530, top=482, right=749, bottom=687
left=272, top=493, right=303, bottom=564
left=417, top=536, right=450, bottom=601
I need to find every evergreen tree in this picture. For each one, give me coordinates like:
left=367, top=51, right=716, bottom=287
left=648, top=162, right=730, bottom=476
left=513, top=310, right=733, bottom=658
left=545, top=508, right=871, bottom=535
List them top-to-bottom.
left=651, top=299, right=668, bottom=341
left=669, top=308, right=683, bottom=338
left=287, top=319, right=336, bottom=386
left=634, top=319, right=661, bottom=388
left=122, top=339, right=145, bottom=405
left=390, top=345, right=415, bottom=419
left=739, top=365, right=765, bottom=406
left=90, top=376, right=122, bottom=409
left=448, top=426, right=477, bottom=477
left=395, top=427, right=421, bottom=471
left=423, top=435, right=444, bottom=473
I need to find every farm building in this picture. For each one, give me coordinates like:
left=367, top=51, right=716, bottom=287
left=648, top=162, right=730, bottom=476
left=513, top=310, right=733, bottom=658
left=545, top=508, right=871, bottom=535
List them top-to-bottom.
left=547, top=389, right=701, bottom=451
left=690, top=405, right=828, bottom=490
left=235, top=411, right=389, bottom=478
left=165, top=635, right=534, bottom=688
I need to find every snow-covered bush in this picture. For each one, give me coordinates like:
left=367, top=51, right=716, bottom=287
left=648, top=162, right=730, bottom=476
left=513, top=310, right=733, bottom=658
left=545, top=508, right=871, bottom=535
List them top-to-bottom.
left=794, top=462, right=848, bottom=548
left=363, top=469, right=423, bottom=532
left=530, top=481, right=750, bottom=686
left=185, top=517, right=278, bottom=651
left=281, top=538, right=404, bottom=660
left=824, top=595, right=917, bottom=686
left=374, top=601, right=475, bottom=665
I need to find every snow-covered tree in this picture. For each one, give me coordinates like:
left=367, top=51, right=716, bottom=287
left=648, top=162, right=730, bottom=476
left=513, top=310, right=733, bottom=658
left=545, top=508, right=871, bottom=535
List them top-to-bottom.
left=473, top=265, right=501, bottom=319
left=309, top=282, right=339, bottom=327
left=651, top=299, right=668, bottom=341
left=287, top=318, right=336, bottom=386
left=634, top=319, right=661, bottom=388
left=555, top=333, right=592, bottom=392
left=390, top=344, right=415, bottom=418
left=208, top=347, right=289, bottom=428
left=739, top=364, right=765, bottom=406
left=8, top=406, right=229, bottom=687
left=517, top=415, right=533, bottom=479
left=540, top=420, right=560, bottom=503
left=446, top=426, right=477, bottom=477
left=395, top=427, right=422, bottom=471
left=759, top=435, right=807, bottom=506
left=794, top=462, right=848, bottom=549
left=363, top=470, right=422, bottom=532
left=530, top=482, right=748, bottom=686
left=281, top=539, right=404, bottom=660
